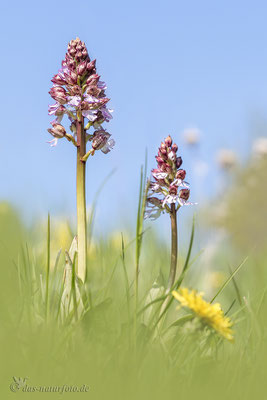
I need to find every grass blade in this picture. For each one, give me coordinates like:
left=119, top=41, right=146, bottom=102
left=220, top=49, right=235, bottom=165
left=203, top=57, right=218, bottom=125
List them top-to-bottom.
left=45, top=213, right=50, bottom=320
left=121, top=233, right=130, bottom=317
left=210, top=256, right=248, bottom=304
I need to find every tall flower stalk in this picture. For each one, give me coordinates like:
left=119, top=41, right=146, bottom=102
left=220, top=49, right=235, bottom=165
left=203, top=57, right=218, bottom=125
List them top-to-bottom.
left=48, top=38, right=114, bottom=282
left=76, top=116, right=87, bottom=282
left=145, top=135, right=195, bottom=290
left=169, top=203, right=177, bottom=290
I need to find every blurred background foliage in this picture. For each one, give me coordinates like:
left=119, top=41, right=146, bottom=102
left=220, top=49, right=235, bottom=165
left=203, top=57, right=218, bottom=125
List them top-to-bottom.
left=211, top=157, right=267, bottom=252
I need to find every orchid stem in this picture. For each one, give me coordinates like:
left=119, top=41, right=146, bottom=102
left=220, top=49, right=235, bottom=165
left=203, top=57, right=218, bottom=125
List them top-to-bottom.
left=76, top=117, right=87, bottom=283
left=167, top=203, right=178, bottom=290
left=156, top=204, right=178, bottom=332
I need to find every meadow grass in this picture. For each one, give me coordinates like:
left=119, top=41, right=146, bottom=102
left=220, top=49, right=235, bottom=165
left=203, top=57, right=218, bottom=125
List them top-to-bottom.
left=0, top=157, right=267, bottom=399
left=0, top=194, right=267, bottom=400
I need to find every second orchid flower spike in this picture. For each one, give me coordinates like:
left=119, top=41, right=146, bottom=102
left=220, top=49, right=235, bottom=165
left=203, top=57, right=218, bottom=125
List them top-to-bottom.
left=145, top=135, right=196, bottom=290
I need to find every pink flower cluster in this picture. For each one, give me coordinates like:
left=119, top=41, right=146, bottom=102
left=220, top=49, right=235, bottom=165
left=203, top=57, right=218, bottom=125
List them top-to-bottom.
left=47, top=37, right=114, bottom=153
left=146, top=135, right=195, bottom=220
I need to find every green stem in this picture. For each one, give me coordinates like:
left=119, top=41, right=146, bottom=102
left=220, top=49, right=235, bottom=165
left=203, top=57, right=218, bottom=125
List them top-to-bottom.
left=76, top=117, right=87, bottom=283
left=167, top=203, right=178, bottom=290
left=154, top=205, right=178, bottom=335
left=159, top=205, right=178, bottom=310
left=45, top=213, right=50, bottom=320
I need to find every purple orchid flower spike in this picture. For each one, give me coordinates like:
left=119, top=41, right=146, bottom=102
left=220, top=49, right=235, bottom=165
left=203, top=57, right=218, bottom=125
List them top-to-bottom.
left=47, top=37, right=115, bottom=154
left=47, top=38, right=115, bottom=284
left=145, top=135, right=196, bottom=292
left=145, top=135, right=195, bottom=220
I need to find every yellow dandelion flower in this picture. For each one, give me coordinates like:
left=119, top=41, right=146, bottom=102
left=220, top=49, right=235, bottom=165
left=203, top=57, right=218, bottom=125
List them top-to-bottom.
left=172, top=288, right=234, bottom=342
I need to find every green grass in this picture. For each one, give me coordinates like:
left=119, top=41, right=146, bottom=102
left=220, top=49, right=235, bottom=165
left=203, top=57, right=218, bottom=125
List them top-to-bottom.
left=0, top=194, right=267, bottom=399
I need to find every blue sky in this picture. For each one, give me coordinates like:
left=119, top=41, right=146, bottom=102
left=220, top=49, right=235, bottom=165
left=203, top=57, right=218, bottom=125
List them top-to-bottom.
left=1, top=0, right=267, bottom=231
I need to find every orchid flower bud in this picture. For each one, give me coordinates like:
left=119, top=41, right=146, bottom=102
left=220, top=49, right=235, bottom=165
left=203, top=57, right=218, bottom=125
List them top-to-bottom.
left=69, top=48, right=76, bottom=57
left=82, top=49, right=88, bottom=58
left=76, top=51, right=83, bottom=60
left=87, top=59, right=96, bottom=71
left=77, top=61, right=87, bottom=77
left=64, top=70, right=78, bottom=85
left=51, top=74, right=66, bottom=86
left=86, top=74, right=100, bottom=85
left=49, top=86, right=67, bottom=104
left=47, top=123, right=66, bottom=138
left=92, top=130, right=110, bottom=150
left=165, top=135, right=172, bottom=147
left=160, top=142, right=167, bottom=152
left=172, top=143, right=178, bottom=152
left=156, top=155, right=165, bottom=165
left=176, top=156, right=183, bottom=168
left=176, top=169, right=186, bottom=180
left=169, top=185, right=178, bottom=195
left=179, top=188, right=190, bottom=201
left=147, top=197, right=162, bottom=207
